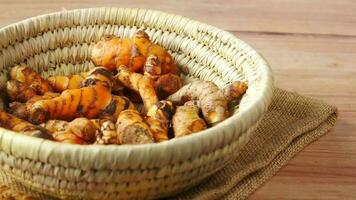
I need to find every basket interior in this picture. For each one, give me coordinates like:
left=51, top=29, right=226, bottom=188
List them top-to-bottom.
left=0, top=8, right=273, bottom=170
left=0, top=8, right=268, bottom=113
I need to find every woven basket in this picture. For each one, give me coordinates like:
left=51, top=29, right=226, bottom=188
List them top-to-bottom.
left=0, top=8, right=273, bottom=199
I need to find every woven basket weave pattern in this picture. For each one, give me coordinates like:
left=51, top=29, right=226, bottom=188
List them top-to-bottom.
left=0, top=8, right=273, bottom=199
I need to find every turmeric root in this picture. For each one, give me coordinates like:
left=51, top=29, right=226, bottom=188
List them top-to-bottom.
left=91, top=30, right=179, bottom=75
left=143, top=54, right=182, bottom=97
left=10, top=65, right=52, bottom=95
left=28, top=67, right=130, bottom=123
left=48, top=67, right=113, bottom=92
left=115, top=67, right=158, bottom=112
left=48, top=73, right=86, bottom=92
left=119, top=73, right=181, bottom=100
left=154, top=73, right=182, bottom=99
left=6, top=80, right=37, bottom=102
left=168, top=81, right=229, bottom=125
left=223, top=81, right=248, bottom=102
left=29, top=85, right=134, bottom=124
left=29, top=85, right=107, bottom=123
left=9, top=92, right=59, bottom=119
left=19, top=92, right=131, bottom=120
left=145, top=100, right=174, bottom=142
left=172, top=101, right=207, bottom=137
left=0, top=110, right=53, bottom=140
left=116, top=110, right=154, bottom=144
left=41, top=118, right=97, bottom=144
left=42, top=118, right=119, bottom=144
left=66, top=118, right=102, bottom=142
left=41, top=119, right=68, bottom=133
left=52, top=131, right=87, bottom=144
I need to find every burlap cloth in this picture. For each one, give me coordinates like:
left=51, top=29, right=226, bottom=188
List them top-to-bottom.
left=0, top=88, right=338, bottom=200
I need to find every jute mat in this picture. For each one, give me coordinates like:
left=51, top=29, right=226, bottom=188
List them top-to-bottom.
left=0, top=88, right=338, bottom=200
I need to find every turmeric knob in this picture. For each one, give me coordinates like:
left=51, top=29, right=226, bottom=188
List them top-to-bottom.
left=91, top=30, right=179, bottom=75
left=91, top=35, right=127, bottom=72
left=10, top=65, right=52, bottom=95
left=115, top=67, right=158, bottom=112
left=154, top=73, right=182, bottom=99
left=48, top=74, right=86, bottom=92
left=6, top=80, right=37, bottom=102
left=168, top=80, right=229, bottom=125
left=223, top=81, right=248, bottom=102
left=9, top=92, right=59, bottom=120
left=146, top=100, right=175, bottom=142
left=172, top=101, right=207, bottom=137
left=116, top=110, right=154, bottom=144
left=42, top=118, right=98, bottom=144
left=65, top=118, right=97, bottom=142
left=41, top=119, right=69, bottom=133
left=52, top=131, right=87, bottom=144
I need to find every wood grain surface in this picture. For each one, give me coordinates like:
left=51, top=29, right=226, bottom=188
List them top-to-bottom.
left=0, top=0, right=355, bottom=199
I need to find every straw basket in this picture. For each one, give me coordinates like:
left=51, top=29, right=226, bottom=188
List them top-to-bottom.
left=0, top=8, right=273, bottom=199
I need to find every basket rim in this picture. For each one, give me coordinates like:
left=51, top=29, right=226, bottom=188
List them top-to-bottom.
left=0, top=7, right=274, bottom=169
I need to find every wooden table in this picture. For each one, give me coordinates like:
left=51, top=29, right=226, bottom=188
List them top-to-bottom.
left=0, top=0, right=355, bottom=199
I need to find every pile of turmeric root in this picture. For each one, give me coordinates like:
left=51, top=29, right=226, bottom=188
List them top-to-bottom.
left=0, top=30, right=248, bottom=145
